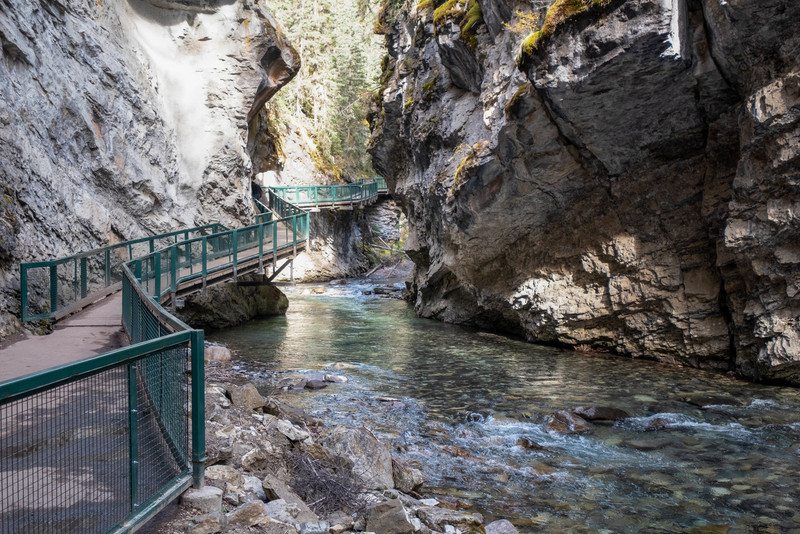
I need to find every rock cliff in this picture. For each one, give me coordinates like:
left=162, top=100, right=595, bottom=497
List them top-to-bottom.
left=0, top=0, right=298, bottom=338
left=370, top=0, right=800, bottom=383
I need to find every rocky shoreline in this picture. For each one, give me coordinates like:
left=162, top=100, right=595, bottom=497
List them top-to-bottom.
left=163, top=361, right=518, bottom=534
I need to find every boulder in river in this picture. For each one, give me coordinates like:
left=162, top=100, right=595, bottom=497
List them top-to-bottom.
left=176, top=274, right=289, bottom=329
left=546, top=411, right=594, bottom=434
left=516, top=437, right=547, bottom=451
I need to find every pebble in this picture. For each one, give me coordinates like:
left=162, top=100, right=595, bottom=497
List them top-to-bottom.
left=710, top=487, right=731, bottom=497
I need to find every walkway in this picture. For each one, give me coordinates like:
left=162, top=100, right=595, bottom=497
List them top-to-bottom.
left=0, top=179, right=389, bottom=534
left=0, top=294, right=124, bottom=382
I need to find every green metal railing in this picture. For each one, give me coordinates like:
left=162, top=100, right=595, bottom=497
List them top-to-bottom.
left=359, top=176, right=388, bottom=193
left=269, top=180, right=379, bottom=207
left=4, top=198, right=310, bottom=534
left=254, top=199, right=273, bottom=224
left=131, top=212, right=309, bottom=300
left=19, top=224, right=227, bottom=322
left=0, top=302, right=202, bottom=534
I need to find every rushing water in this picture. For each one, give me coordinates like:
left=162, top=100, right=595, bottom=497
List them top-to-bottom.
left=210, top=280, right=800, bottom=533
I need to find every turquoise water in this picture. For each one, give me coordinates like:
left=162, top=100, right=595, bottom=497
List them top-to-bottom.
left=210, top=281, right=800, bottom=533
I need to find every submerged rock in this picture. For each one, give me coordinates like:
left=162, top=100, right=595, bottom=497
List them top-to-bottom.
left=573, top=406, right=631, bottom=422
left=516, top=437, right=547, bottom=451
left=623, top=439, right=673, bottom=451
left=486, top=519, right=519, bottom=534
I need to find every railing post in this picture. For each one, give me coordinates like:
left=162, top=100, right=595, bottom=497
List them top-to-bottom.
left=272, top=222, right=277, bottom=274
left=258, top=224, right=264, bottom=274
left=232, top=229, right=239, bottom=282
left=201, top=237, right=208, bottom=293
left=170, top=247, right=178, bottom=309
left=105, top=249, right=111, bottom=287
left=154, top=251, right=161, bottom=301
left=80, top=257, right=88, bottom=299
left=73, top=258, right=79, bottom=303
left=49, top=264, right=58, bottom=316
left=20, top=265, right=28, bottom=321
left=190, top=329, right=206, bottom=488
left=128, top=361, right=140, bottom=510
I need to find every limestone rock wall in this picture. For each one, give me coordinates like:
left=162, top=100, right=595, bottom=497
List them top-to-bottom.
left=0, top=0, right=298, bottom=338
left=370, top=0, right=800, bottom=382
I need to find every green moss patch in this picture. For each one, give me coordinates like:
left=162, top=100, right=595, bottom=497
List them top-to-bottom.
left=520, top=0, right=613, bottom=58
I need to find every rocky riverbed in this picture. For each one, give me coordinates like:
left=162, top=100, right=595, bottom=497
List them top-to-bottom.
left=162, top=361, right=518, bottom=534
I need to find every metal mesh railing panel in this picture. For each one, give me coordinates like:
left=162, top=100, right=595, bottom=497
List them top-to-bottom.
left=136, top=349, right=190, bottom=504
left=0, top=368, right=130, bottom=534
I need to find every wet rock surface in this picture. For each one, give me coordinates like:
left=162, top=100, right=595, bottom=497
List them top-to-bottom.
left=0, top=0, right=298, bottom=340
left=370, top=0, right=800, bottom=383
left=176, top=274, right=289, bottom=330
left=160, top=361, right=517, bottom=533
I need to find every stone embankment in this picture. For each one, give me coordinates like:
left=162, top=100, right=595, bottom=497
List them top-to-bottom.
left=370, top=0, right=800, bottom=383
left=164, top=363, right=517, bottom=534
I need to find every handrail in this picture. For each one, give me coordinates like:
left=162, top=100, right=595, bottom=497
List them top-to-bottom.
left=359, top=176, right=388, bottom=193
left=269, top=179, right=382, bottom=207
left=5, top=196, right=310, bottom=534
left=130, top=211, right=309, bottom=301
left=20, top=223, right=228, bottom=322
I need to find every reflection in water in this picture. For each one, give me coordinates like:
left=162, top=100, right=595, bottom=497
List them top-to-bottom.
left=211, top=282, right=800, bottom=533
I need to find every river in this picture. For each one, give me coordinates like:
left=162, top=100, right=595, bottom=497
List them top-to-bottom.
left=210, top=280, right=800, bottom=533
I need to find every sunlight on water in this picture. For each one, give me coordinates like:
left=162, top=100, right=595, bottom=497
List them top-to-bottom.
left=211, top=281, right=800, bottom=533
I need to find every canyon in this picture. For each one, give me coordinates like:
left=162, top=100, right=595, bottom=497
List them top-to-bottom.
left=370, top=0, right=800, bottom=384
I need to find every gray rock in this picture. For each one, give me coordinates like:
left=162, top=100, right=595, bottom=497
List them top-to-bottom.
left=0, top=0, right=299, bottom=340
left=369, top=0, right=800, bottom=385
left=176, top=276, right=289, bottom=329
left=205, top=345, right=232, bottom=362
left=304, top=380, right=329, bottom=390
left=229, top=383, right=266, bottom=411
left=206, top=385, right=232, bottom=411
left=265, top=397, right=318, bottom=427
left=572, top=406, right=631, bottom=422
left=546, top=411, right=593, bottom=434
left=275, top=419, right=311, bottom=442
left=324, top=426, right=394, bottom=490
left=623, top=439, right=673, bottom=451
left=392, top=457, right=424, bottom=493
left=205, top=464, right=245, bottom=506
left=243, top=474, right=267, bottom=503
left=262, top=474, right=320, bottom=524
left=181, top=486, right=223, bottom=514
left=264, top=498, right=302, bottom=525
left=365, top=499, right=414, bottom=534
left=227, top=501, right=268, bottom=527
left=416, top=506, right=484, bottom=531
left=176, top=511, right=225, bottom=534
left=486, top=519, right=519, bottom=534
left=298, top=521, right=330, bottom=534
